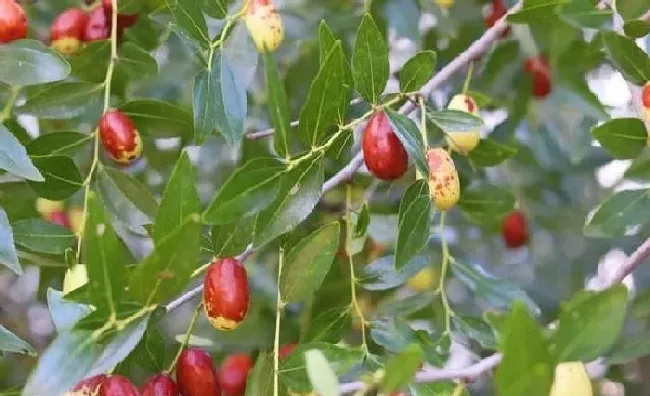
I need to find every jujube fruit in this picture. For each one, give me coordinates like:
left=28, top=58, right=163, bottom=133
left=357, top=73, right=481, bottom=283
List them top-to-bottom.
left=0, top=0, right=27, bottom=43
left=102, top=0, right=139, bottom=29
left=245, top=0, right=284, bottom=53
left=484, top=0, right=510, bottom=38
left=84, top=6, right=124, bottom=42
left=50, top=8, right=88, bottom=55
left=524, top=56, right=552, bottom=99
left=642, top=81, right=650, bottom=126
left=445, top=94, right=482, bottom=155
left=98, top=110, right=143, bottom=164
left=362, top=111, right=408, bottom=181
left=427, top=148, right=460, bottom=211
left=36, top=198, right=64, bottom=218
left=48, top=210, right=71, bottom=229
left=502, top=210, right=528, bottom=248
left=203, top=257, right=250, bottom=331
left=407, top=267, right=438, bottom=292
left=279, top=343, right=297, bottom=359
left=176, top=348, right=221, bottom=396
left=218, top=353, right=253, bottom=396
left=549, top=362, right=593, bottom=396
left=142, top=373, right=180, bottom=396
left=66, top=374, right=106, bottom=395
left=102, top=375, right=140, bottom=396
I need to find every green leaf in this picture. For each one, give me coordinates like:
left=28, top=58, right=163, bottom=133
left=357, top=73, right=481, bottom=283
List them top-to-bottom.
left=167, top=0, right=210, bottom=47
left=202, top=0, right=227, bottom=19
left=508, top=0, right=570, bottom=23
left=560, top=0, right=612, bottom=29
left=617, top=0, right=649, bottom=20
left=352, top=14, right=389, bottom=104
left=623, top=20, right=650, bottom=39
left=319, top=21, right=337, bottom=64
left=602, top=31, right=650, bottom=85
left=0, top=40, right=70, bottom=86
left=69, top=41, right=110, bottom=83
left=119, top=42, right=158, bottom=78
left=298, top=43, right=349, bottom=146
left=193, top=51, right=247, bottom=145
left=399, top=51, right=437, bottom=93
left=265, top=53, right=292, bottom=159
left=17, top=82, right=103, bottom=119
left=118, top=100, right=192, bottom=139
left=385, top=108, right=428, bottom=176
left=427, top=110, right=483, bottom=133
left=592, top=118, right=647, bottom=159
left=0, top=124, right=43, bottom=181
left=27, top=132, right=92, bottom=157
left=468, top=138, right=517, bottom=168
left=155, top=151, right=200, bottom=243
left=254, top=155, right=324, bottom=248
left=28, top=156, right=83, bottom=200
left=204, top=158, right=286, bottom=225
left=96, top=167, right=158, bottom=227
left=395, top=180, right=432, bottom=270
left=458, top=185, right=515, bottom=225
left=584, top=189, right=650, bottom=237
left=83, top=193, right=128, bottom=314
left=354, top=202, right=370, bottom=238
left=0, top=207, right=20, bottom=275
left=129, top=214, right=201, bottom=305
left=211, top=217, right=255, bottom=258
left=12, top=219, right=75, bottom=255
left=280, top=222, right=340, bottom=303
left=360, top=255, right=428, bottom=291
left=451, top=260, right=541, bottom=316
left=551, top=286, right=628, bottom=362
left=46, top=289, right=92, bottom=332
left=496, top=303, right=555, bottom=396
left=303, top=305, right=352, bottom=343
left=86, top=312, right=151, bottom=376
left=452, top=316, right=497, bottom=350
left=370, top=317, right=415, bottom=353
left=0, top=324, right=35, bottom=356
left=22, top=331, right=102, bottom=396
left=606, top=333, right=650, bottom=365
left=280, top=342, right=364, bottom=393
left=381, top=344, right=423, bottom=393
left=306, top=350, right=339, bottom=396
left=245, top=352, right=282, bottom=396
left=409, top=382, right=461, bottom=396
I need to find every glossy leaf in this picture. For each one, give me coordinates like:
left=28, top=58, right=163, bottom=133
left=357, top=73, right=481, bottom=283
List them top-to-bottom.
left=167, top=0, right=210, bottom=47
left=203, top=0, right=227, bottom=19
left=508, top=0, right=569, bottom=23
left=560, top=0, right=612, bottom=29
left=617, top=0, right=649, bottom=21
left=352, top=14, right=389, bottom=103
left=623, top=20, right=650, bottom=38
left=602, top=31, right=650, bottom=86
left=0, top=40, right=70, bottom=86
left=69, top=41, right=110, bottom=83
left=119, top=42, right=158, bottom=78
left=399, top=51, right=437, bottom=93
left=265, top=52, right=292, bottom=159
left=17, top=82, right=103, bottom=119
left=118, top=100, right=193, bottom=139
left=385, top=108, right=428, bottom=176
left=427, top=110, right=483, bottom=133
left=591, top=118, right=647, bottom=159
left=0, top=124, right=43, bottom=181
left=27, top=132, right=92, bottom=157
left=468, top=138, right=517, bottom=167
left=154, top=151, right=200, bottom=243
left=28, top=156, right=83, bottom=200
left=254, top=156, right=324, bottom=248
left=204, top=157, right=286, bottom=225
left=97, top=167, right=158, bottom=227
left=395, top=180, right=432, bottom=270
left=458, top=185, right=515, bottom=225
left=584, top=189, right=650, bottom=237
left=0, top=207, right=20, bottom=275
left=211, top=217, right=255, bottom=258
left=12, top=219, right=75, bottom=255
left=280, top=222, right=340, bottom=303
left=360, top=255, right=428, bottom=291
left=551, top=286, right=627, bottom=362
left=46, top=289, right=92, bottom=332
left=496, top=303, right=554, bottom=396
left=303, top=305, right=352, bottom=343
left=452, top=316, right=497, bottom=350
left=370, top=317, right=415, bottom=353
left=0, top=324, right=35, bottom=356
left=381, top=344, right=423, bottom=393
left=306, top=350, right=339, bottom=396
left=245, top=352, right=279, bottom=396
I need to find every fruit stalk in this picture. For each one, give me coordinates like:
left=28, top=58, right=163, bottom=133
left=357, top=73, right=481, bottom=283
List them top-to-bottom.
left=346, top=184, right=367, bottom=353
left=166, top=302, right=203, bottom=374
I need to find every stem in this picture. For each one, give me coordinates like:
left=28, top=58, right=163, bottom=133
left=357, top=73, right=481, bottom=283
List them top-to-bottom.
left=75, top=0, right=119, bottom=262
left=208, top=0, right=249, bottom=68
left=462, top=61, right=474, bottom=94
left=0, top=86, right=20, bottom=124
left=416, top=96, right=429, bottom=180
left=346, top=184, right=368, bottom=354
left=437, top=212, right=454, bottom=333
left=273, top=247, right=285, bottom=396
left=166, top=302, right=203, bottom=374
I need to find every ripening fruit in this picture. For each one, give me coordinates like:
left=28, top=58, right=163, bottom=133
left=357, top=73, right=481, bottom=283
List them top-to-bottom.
left=0, top=0, right=27, bottom=43
left=102, top=0, right=139, bottom=29
left=245, top=0, right=284, bottom=53
left=435, top=0, right=454, bottom=9
left=484, top=0, right=510, bottom=38
left=84, top=6, right=110, bottom=41
left=50, top=8, right=89, bottom=55
left=524, top=56, right=552, bottom=99
left=642, top=82, right=650, bottom=125
left=445, top=94, right=482, bottom=155
left=99, top=110, right=143, bottom=164
left=362, top=111, right=409, bottom=181
left=427, top=148, right=460, bottom=211
left=36, top=198, right=64, bottom=218
left=68, top=207, right=85, bottom=235
left=48, top=210, right=71, bottom=229
left=502, top=210, right=528, bottom=248
left=203, top=257, right=249, bottom=331
left=63, top=264, right=89, bottom=294
left=407, top=267, right=439, bottom=292
left=279, top=343, right=297, bottom=359
left=176, top=348, right=221, bottom=396
left=219, top=354, right=254, bottom=396
left=549, top=362, right=593, bottom=396
left=142, top=373, right=180, bottom=396
left=66, top=374, right=106, bottom=396
left=102, top=375, right=140, bottom=396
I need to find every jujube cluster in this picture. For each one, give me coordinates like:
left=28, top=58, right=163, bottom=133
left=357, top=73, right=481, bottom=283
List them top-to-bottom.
left=0, top=0, right=27, bottom=43
left=245, top=0, right=284, bottom=53
left=524, top=55, right=552, bottom=99
left=445, top=94, right=482, bottom=155
left=98, top=109, right=143, bottom=164
left=362, top=110, right=408, bottom=181
left=203, top=257, right=250, bottom=331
